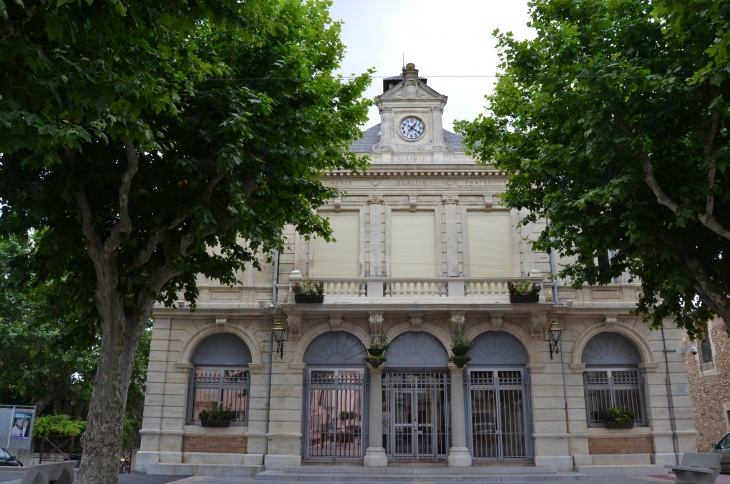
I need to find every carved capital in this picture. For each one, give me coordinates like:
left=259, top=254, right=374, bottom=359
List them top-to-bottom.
left=286, top=311, right=302, bottom=337
left=369, top=311, right=384, bottom=336
left=450, top=311, right=466, bottom=334
left=409, top=312, right=423, bottom=332
left=530, top=312, right=548, bottom=340
left=329, top=313, right=343, bottom=332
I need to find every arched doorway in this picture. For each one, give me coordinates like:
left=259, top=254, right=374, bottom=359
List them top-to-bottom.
left=465, top=331, right=532, bottom=461
left=302, top=332, right=367, bottom=462
left=383, top=332, right=450, bottom=461
left=581, top=332, right=647, bottom=427
left=187, top=333, right=252, bottom=425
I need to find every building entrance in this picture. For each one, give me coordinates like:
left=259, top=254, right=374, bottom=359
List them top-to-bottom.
left=467, top=368, right=531, bottom=460
left=384, top=372, right=449, bottom=460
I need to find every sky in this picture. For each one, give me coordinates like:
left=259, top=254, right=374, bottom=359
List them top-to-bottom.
left=329, top=0, right=535, bottom=132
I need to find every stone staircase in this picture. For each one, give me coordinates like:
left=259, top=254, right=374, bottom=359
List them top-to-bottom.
left=147, top=462, right=264, bottom=477
left=256, top=464, right=588, bottom=482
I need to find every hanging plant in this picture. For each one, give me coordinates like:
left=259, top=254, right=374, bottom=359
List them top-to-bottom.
left=449, top=323, right=473, bottom=368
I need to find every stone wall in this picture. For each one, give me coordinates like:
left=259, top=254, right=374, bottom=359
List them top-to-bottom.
left=684, top=317, right=730, bottom=451
left=183, top=436, right=247, bottom=454
left=588, top=437, right=653, bottom=454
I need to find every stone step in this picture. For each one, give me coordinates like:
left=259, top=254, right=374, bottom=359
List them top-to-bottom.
left=147, top=463, right=264, bottom=477
left=574, top=464, right=670, bottom=477
left=282, top=465, right=557, bottom=475
left=256, top=470, right=587, bottom=481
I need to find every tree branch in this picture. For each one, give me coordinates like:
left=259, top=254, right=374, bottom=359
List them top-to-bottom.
left=703, top=111, right=720, bottom=216
left=616, top=114, right=730, bottom=242
left=104, top=137, right=140, bottom=253
left=132, top=215, right=187, bottom=267
left=685, top=254, right=730, bottom=335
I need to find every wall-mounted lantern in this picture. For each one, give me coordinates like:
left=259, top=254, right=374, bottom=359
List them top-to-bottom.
left=273, top=319, right=288, bottom=359
left=548, top=320, right=562, bottom=360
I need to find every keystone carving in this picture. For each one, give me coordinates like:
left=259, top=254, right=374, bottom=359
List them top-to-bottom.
left=409, top=195, right=417, bottom=212
left=442, top=195, right=459, bottom=205
left=286, top=311, right=302, bottom=337
left=369, top=311, right=384, bottom=336
left=409, top=312, right=423, bottom=332
left=329, top=313, right=343, bottom=332
left=490, top=313, right=505, bottom=331
left=605, top=316, right=618, bottom=332
left=215, top=318, right=227, bottom=330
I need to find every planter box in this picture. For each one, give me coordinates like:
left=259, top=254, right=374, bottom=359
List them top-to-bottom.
left=509, top=294, right=539, bottom=304
left=294, top=295, right=324, bottom=304
left=451, top=347, right=471, bottom=357
left=367, top=348, right=385, bottom=356
left=450, top=355, right=471, bottom=368
left=200, top=420, right=231, bottom=428
left=603, top=421, right=634, bottom=429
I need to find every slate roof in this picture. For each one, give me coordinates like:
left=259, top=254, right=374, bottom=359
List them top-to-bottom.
left=349, top=124, right=466, bottom=153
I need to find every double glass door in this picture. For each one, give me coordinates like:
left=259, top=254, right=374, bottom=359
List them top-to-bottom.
left=384, top=372, right=449, bottom=460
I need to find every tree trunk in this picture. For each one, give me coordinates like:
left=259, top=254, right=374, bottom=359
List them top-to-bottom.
left=76, top=299, right=149, bottom=484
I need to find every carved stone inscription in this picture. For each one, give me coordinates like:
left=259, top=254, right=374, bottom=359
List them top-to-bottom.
left=395, top=155, right=432, bottom=163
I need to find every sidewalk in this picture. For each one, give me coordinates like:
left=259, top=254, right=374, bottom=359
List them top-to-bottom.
left=1, top=471, right=728, bottom=484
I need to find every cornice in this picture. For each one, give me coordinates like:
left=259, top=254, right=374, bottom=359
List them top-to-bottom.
left=323, top=167, right=504, bottom=178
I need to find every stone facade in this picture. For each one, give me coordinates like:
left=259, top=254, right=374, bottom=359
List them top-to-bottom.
left=135, top=64, right=696, bottom=474
left=684, top=317, right=730, bottom=452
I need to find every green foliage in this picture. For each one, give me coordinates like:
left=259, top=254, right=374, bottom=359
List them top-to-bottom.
left=0, top=0, right=371, bottom=478
left=457, top=0, right=730, bottom=337
left=292, top=277, right=324, bottom=296
left=507, top=281, right=540, bottom=297
left=450, top=325, right=474, bottom=354
left=368, top=331, right=392, bottom=351
left=363, top=354, right=386, bottom=368
left=198, top=402, right=235, bottom=422
left=600, top=406, right=635, bottom=423
left=339, top=410, right=356, bottom=420
left=32, top=414, right=86, bottom=439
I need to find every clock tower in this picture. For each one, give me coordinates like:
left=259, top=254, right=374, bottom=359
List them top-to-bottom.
left=372, top=63, right=450, bottom=164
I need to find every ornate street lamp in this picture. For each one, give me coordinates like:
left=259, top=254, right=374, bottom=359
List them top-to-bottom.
left=272, top=319, right=287, bottom=359
left=548, top=320, right=562, bottom=360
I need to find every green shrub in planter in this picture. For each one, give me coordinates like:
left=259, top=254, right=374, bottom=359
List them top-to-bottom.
left=199, top=402, right=235, bottom=427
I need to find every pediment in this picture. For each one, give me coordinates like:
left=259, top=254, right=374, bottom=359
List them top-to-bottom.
left=378, top=80, right=447, bottom=102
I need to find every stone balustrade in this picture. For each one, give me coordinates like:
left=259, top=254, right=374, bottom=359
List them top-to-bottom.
left=288, top=270, right=546, bottom=303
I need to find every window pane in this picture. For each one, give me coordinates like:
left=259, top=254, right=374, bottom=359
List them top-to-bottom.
left=314, top=212, right=360, bottom=277
left=190, top=368, right=249, bottom=424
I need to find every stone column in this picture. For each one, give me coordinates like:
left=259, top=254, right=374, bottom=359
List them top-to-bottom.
left=448, top=364, right=472, bottom=467
left=364, top=365, right=387, bottom=467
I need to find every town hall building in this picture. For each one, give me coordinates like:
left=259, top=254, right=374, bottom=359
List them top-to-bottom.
left=134, top=64, right=697, bottom=477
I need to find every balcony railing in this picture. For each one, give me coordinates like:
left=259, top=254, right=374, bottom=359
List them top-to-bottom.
left=286, top=271, right=546, bottom=304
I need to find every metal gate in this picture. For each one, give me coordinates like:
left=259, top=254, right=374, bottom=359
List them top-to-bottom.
left=467, top=368, right=532, bottom=461
left=304, top=369, right=364, bottom=461
left=383, top=372, right=450, bottom=460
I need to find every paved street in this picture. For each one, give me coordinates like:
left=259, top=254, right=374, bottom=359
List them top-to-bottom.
left=0, top=472, right=728, bottom=484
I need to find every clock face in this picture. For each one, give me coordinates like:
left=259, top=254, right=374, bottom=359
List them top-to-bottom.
left=400, top=117, right=425, bottom=140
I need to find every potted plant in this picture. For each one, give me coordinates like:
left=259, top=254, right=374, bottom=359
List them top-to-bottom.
left=293, top=276, right=324, bottom=303
left=508, top=281, right=541, bottom=303
left=449, top=325, right=473, bottom=368
left=364, top=331, right=390, bottom=367
left=198, top=402, right=235, bottom=427
left=601, top=406, right=635, bottom=429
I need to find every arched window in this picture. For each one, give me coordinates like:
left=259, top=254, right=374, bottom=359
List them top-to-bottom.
left=582, top=332, right=647, bottom=427
left=187, top=333, right=252, bottom=425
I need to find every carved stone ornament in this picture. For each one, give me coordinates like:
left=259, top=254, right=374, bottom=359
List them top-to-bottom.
left=368, top=195, right=384, bottom=205
left=409, top=195, right=417, bottom=212
left=442, top=195, right=459, bottom=205
left=334, top=197, right=342, bottom=212
left=286, top=311, right=302, bottom=337
left=369, top=311, right=384, bottom=336
left=450, top=311, right=466, bottom=334
left=409, top=312, right=423, bottom=332
left=530, top=312, right=548, bottom=340
left=329, top=313, right=343, bottom=332
left=490, top=313, right=505, bottom=331
left=605, top=316, right=618, bottom=332
left=215, top=318, right=227, bottom=330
